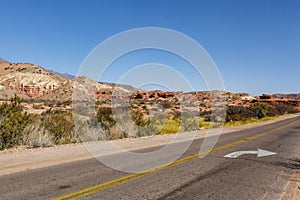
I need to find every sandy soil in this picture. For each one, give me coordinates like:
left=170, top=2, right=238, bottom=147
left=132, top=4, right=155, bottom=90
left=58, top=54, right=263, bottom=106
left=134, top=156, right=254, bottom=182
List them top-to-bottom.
left=281, top=170, right=300, bottom=200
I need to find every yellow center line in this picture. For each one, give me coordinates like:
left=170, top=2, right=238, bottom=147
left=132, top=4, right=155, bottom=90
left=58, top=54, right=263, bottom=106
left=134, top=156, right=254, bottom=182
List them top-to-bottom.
left=53, top=118, right=300, bottom=200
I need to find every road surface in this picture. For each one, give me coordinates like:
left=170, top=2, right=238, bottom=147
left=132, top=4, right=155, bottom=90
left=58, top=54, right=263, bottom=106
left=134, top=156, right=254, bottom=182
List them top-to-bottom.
left=1, top=116, right=300, bottom=200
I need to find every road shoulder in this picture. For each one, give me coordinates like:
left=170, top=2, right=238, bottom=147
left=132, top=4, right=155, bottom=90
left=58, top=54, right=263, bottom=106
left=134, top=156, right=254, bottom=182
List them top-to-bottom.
left=281, top=170, right=300, bottom=200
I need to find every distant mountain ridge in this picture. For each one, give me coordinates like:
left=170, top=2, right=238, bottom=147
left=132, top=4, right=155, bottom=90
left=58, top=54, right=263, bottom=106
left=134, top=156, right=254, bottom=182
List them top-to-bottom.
left=0, top=57, right=8, bottom=63
left=48, top=69, right=75, bottom=80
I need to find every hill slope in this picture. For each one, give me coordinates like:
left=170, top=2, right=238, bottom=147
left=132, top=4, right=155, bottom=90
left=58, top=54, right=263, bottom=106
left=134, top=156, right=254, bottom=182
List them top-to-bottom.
left=0, top=62, right=66, bottom=99
left=0, top=62, right=137, bottom=101
left=39, top=76, right=137, bottom=102
left=272, top=93, right=300, bottom=100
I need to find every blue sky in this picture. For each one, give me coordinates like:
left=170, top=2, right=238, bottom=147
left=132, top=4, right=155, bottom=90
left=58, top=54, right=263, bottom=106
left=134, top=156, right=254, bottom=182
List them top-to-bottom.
left=0, top=0, right=299, bottom=95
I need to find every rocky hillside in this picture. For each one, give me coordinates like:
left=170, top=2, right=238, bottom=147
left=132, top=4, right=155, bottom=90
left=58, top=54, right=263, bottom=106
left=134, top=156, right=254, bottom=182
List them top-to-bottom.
left=0, top=61, right=299, bottom=116
left=0, top=62, right=66, bottom=99
left=0, top=62, right=137, bottom=102
left=39, top=76, right=137, bottom=102
left=272, top=93, right=300, bottom=100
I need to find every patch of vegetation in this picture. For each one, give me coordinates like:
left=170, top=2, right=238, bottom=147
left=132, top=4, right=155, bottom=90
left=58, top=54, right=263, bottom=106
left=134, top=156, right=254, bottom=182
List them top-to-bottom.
left=0, top=94, right=298, bottom=151
left=0, top=95, right=30, bottom=150
left=0, top=96, right=81, bottom=150
left=223, top=102, right=298, bottom=127
left=250, top=102, right=274, bottom=119
left=32, top=103, right=45, bottom=109
left=226, top=105, right=255, bottom=121
left=96, top=107, right=116, bottom=131
left=40, top=109, right=75, bottom=144
left=223, top=115, right=288, bottom=127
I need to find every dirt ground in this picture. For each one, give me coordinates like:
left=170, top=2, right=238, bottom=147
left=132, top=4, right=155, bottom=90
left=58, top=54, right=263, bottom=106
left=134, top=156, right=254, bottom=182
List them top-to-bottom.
left=281, top=170, right=300, bottom=200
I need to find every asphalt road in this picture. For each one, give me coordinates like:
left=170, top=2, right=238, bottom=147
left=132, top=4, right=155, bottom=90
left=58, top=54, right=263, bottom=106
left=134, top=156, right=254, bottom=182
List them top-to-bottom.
left=1, top=116, right=300, bottom=200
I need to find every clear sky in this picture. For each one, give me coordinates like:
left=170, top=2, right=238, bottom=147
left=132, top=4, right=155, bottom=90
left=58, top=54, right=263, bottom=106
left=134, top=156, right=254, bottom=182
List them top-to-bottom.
left=0, top=0, right=299, bottom=95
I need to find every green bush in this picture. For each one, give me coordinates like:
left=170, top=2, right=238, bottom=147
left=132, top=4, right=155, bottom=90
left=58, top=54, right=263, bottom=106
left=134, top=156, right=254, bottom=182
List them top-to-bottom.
left=0, top=95, right=30, bottom=150
left=160, top=101, right=173, bottom=109
left=250, top=102, right=275, bottom=119
left=274, top=104, right=298, bottom=115
left=226, top=106, right=255, bottom=122
left=96, top=107, right=116, bottom=130
left=40, top=109, right=74, bottom=144
left=130, top=109, right=150, bottom=127
left=181, top=112, right=200, bottom=131
left=159, top=117, right=181, bottom=134
left=107, top=125, right=127, bottom=140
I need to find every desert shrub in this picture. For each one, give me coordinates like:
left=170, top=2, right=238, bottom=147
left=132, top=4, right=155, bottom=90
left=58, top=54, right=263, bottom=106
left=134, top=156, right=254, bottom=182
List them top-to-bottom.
left=0, top=95, right=30, bottom=150
left=160, top=101, right=173, bottom=109
left=250, top=102, right=274, bottom=119
left=33, top=104, right=45, bottom=109
left=274, top=104, right=298, bottom=115
left=226, top=106, right=255, bottom=122
left=96, top=107, right=116, bottom=130
left=96, top=107, right=154, bottom=138
left=97, top=107, right=156, bottom=138
left=40, top=109, right=74, bottom=144
left=129, top=109, right=160, bottom=137
left=130, top=109, right=150, bottom=127
left=170, top=110, right=182, bottom=119
left=201, top=110, right=212, bottom=122
left=181, top=112, right=200, bottom=131
left=114, top=114, right=138, bottom=138
left=74, top=116, right=106, bottom=141
left=160, top=117, right=181, bottom=134
left=182, top=117, right=199, bottom=131
left=198, top=118, right=209, bottom=128
left=135, top=119, right=160, bottom=137
left=23, top=122, right=54, bottom=147
left=107, top=125, right=126, bottom=140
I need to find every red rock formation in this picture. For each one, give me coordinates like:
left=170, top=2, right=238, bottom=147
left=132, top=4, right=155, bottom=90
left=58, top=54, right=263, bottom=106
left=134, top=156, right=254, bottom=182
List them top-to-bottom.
left=0, top=62, right=66, bottom=99
left=19, top=84, right=58, bottom=98
left=95, top=88, right=112, bottom=99
left=130, top=90, right=177, bottom=100
left=259, top=94, right=272, bottom=99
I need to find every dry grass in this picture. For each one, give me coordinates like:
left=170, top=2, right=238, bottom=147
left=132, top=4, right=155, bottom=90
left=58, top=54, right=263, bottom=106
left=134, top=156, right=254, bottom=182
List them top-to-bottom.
left=223, top=114, right=290, bottom=128
left=23, top=123, right=54, bottom=147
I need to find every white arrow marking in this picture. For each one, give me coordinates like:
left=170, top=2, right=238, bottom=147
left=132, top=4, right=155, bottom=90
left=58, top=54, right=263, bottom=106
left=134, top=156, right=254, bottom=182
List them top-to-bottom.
left=224, top=149, right=277, bottom=158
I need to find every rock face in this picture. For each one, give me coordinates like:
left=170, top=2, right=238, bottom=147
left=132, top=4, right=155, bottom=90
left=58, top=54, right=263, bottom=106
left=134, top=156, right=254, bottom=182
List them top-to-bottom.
left=0, top=62, right=66, bottom=99
left=39, top=76, right=136, bottom=102
left=131, top=90, right=177, bottom=100
left=272, top=93, right=300, bottom=100
left=254, top=94, right=300, bottom=108
left=259, top=94, right=272, bottom=99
